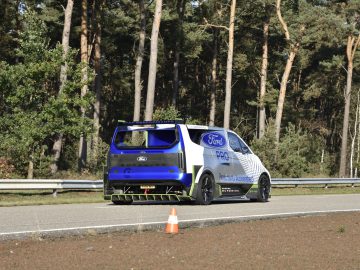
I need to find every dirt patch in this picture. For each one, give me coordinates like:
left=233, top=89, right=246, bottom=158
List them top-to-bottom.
left=1, top=212, right=360, bottom=270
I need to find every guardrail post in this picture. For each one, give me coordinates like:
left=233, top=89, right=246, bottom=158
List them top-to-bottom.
left=324, top=184, right=328, bottom=189
left=52, top=189, right=58, bottom=197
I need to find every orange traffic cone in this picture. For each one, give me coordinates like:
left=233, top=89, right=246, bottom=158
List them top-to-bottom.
left=165, top=208, right=179, bottom=234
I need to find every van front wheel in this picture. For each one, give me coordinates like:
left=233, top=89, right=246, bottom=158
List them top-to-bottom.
left=195, top=174, right=214, bottom=205
left=257, top=174, right=271, bottom=202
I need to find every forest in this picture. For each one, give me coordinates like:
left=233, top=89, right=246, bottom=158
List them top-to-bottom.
left=0, top=0, right=359, bottom=179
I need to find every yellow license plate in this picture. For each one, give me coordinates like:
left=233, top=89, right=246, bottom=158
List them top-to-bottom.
left=140, top=185, right=156, bottom=189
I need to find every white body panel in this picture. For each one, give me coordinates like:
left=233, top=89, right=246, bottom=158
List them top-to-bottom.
left=179, top=125, right=270, bottom=187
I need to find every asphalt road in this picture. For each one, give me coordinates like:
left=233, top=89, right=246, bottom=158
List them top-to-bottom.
left=1, top=194, right=360, bottom=240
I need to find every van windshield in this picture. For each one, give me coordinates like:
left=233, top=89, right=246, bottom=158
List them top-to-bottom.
left=114, top=128, right=178, bottom=149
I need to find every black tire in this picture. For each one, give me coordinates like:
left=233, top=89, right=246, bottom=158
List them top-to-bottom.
left=195, top=173, right=214, bottom=205
left=257, top=174, right=271, bottom=202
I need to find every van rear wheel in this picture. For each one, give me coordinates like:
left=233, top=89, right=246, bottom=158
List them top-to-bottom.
left=195, top=174, right=214, bottom=205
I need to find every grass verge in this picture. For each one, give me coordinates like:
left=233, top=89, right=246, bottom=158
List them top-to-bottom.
left=0, top=185, right=359, bottom=207
left=271, top=185, right=360, bottom=196
left=0, top=190, right=104, bottom=207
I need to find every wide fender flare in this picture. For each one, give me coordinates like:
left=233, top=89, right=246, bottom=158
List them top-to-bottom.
left=189, top=166, right=216, bottom=198
left=194, top=166, right=216, bottom=184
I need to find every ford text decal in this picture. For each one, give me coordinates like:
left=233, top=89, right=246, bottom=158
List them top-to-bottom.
left=201, top=132, right=226, bottom=148
left=137, top=156, right=148, bottom=162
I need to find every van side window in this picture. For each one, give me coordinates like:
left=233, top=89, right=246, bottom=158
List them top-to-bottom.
left=188, top=129, right=211, bottom=145
left=227, top=132, right=251, bottom=154
left=228, top=132, right=241, bottom=152
left=238, top=138, right=251, bottom=154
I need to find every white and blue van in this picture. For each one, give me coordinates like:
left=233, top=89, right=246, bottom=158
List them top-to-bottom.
left=104, top=120, right=271, bottom=205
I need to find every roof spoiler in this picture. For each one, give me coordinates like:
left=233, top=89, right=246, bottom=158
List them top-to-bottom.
left=117, top=119, right=185, bottom=126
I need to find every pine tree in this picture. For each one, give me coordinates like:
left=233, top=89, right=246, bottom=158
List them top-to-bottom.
left=50, top=0, right=74, bottom=175
left=133, top=0, right=146, bottom=122
left=144, top=0, right=163, bottom=121
left=223, top=0, right=236, bottom=129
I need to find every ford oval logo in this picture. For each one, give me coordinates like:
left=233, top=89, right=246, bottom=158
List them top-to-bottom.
left=201, top=132, right=226, bottom=148
left=137, top=156, right=148, bottom=162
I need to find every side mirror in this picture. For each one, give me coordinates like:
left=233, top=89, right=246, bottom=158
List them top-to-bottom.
left=233, top=147, right=241, bottom=152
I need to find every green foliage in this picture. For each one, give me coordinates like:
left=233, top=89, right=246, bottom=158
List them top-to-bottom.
left=0, top=9, right=92, bottom=177
left=16, top=10, right=49, bottom=63
left=183, top=22, right=211, bottom=59
left=152, top=105, right=201, bottom=124
left=153, top=106, right=181, bottom=120
left=251, top=122, right=330, bottom=177
left=87, top=137, right=110, bottom=175
left=0, top=157, right=14, bottom=178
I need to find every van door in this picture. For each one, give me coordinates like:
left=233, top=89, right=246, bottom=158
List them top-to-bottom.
left=198, top=130, right=230, bottom=177
left=223, top=132, right=254, bottom=195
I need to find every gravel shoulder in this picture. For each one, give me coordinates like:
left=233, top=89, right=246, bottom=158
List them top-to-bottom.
left=1, top=212, right=360, bottom=270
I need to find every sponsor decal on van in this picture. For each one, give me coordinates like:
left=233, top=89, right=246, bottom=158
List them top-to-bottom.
left=201, top=132, right=226, bottom=148
left=216, top=150, right=229, bottom=161
left=219, top=174, right=254, bottom=183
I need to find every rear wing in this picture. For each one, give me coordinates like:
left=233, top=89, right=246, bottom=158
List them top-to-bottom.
left=117, top=120, right=185, bottom=126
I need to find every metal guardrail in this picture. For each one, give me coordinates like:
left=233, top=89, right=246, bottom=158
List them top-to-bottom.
left=0, top=178, right=359, bottom=195
left=271, top=178, right=360, bottom=187
left=0, top=179, right=103, bottom=197
left=0, top=179, right=103, bottom=190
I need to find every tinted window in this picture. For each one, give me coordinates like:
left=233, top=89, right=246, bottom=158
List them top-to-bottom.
left=114, top=129, right=177, bottom=149
left=188, top=129, right=206, bottom=145
left=227, top=132, right=251, bottom=154
left=228, top=132, right=242, bottom=151
left=238, top=138, right=251, bottom=153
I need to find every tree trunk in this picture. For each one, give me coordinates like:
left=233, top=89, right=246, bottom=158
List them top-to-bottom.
left=50, top=0, right=74, bottom=175
left=78, top=0, right=88, bottom=171
left=92, top=0, right=103, bottom=164
left=133, top=0, right=146, bottom=122
left=144, top=0, right=162, bottom=121
left=171, top=0, right=186, bottom=107
left=223, top=0, right=236, bottom=129
left=274, top=0, right=304, bottom=142
left=59, top=1, right=73, bottom=94
left=258, top=5, right=270, bottom=139
left=209, top=29, right=218, bottom=127
left=339, top=35, right=360, bottom=177
left=275, top=48, right=297, bottom=142
left=339, top=61, right=353, bottom=177
left=350, top=92, right=359, bottom=178
left=356, top=104, right=360, bottom=177
left=27, top=152, right=34, bottom=179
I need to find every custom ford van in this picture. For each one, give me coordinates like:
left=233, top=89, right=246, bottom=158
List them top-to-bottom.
left=104, top=120, right=271, bottom=205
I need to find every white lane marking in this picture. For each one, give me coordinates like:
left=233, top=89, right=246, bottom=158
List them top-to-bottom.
left=95, top=207, right=120, bottom=209
left=1, top=208, right=360, bottom=237
left=0, top=221, right=166, bottom=237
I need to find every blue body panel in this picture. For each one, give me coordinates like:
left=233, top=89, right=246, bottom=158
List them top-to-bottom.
left=108, top=125, right=191, bottom=187
left=108, top=168, right=192, bottom=186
